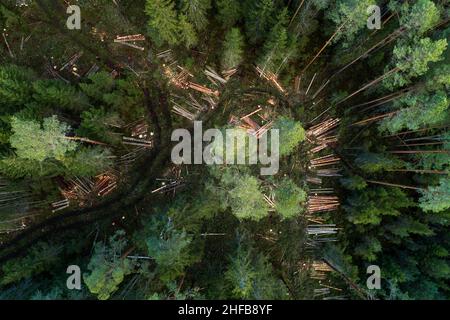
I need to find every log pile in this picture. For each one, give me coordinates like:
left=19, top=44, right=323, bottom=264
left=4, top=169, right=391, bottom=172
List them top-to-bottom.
left=114, top=34, right=145, bottom=51
left=255, top=66, right=286, bottom=94
left=307, top=118, right=340, bottom=142
left=122, top=136, right=153, bottom=148
left=116, top=147, right=146, bottom=166
left=309, top=154, right=341, bottom=169
left=152, top=166, right=185, bottom=195
left=59, top=172, right=118, bottom=206
left=307, top=195, right=340, bottom=214
left=51, top=198, right=70, bottom=213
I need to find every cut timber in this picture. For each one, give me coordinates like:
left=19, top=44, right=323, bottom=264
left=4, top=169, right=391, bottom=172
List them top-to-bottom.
left=2, top=32, right=14, bottom=58
left=115, top=34, right=145, bottom=41
left=114, top=41, right=144, bottom=51
left=59, top=52, right=83, bottom=71
left=204, top=66, right=227, bottom=84
left=255, top=66, right=286, bottom=94
left=188, top=82, right=220, bottom=97
left=122, top=136, right=153, bottom=148
left=310, top=154, right=341, bottom=168
left=307, top=195, right=340, bottom=213
left=51, top=198, right=70, bottom=213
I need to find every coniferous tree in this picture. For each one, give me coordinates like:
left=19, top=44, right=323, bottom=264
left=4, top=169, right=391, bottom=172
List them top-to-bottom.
left=221, top=28, right=244, bottom=70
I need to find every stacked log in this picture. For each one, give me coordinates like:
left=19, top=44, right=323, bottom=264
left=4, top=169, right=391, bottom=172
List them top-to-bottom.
left=309, top=154, right=340, bottom=169
left=307, top=195, right=339, bottom=213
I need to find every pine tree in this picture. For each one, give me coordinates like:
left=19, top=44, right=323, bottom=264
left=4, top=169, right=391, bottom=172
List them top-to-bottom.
left=145, top=0, right=180, bottom=46
left=180, top=0, right=211, bottom=31
left=216, top=0, right=241, bottom=29
left=244, top=0, right=276, bottom=45
left=326, top=0, right=376, bottom=48
left=258, top=8, right=296, bottom=74
left=178, top=14, right=198, bottom=48
left=221, top=28, right=244, bottom=70
left=383, top=37, right=448, bottom=90
left=0, top=65, right=35, bottom=114
left=379, top=91, right=449, bottom=134
left=9, top=116, right=77, bottom=162
left=273, top=116, right=306, bottom=156
left=62, top=147, right=113, bottom=177
left=354, top=152, right=405, bottom=173
left=228, top=173, right=268, bottom=221
left=419, top=176, right=450, bottom=213
left=274, top=178, right=306, bottom=219
left=144, top=217, right=194, bottom=283
left=83, top=230, right=136, bottom=300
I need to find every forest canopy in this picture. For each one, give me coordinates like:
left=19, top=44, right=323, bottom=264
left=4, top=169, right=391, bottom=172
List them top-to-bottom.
left=0, top=0, right=448, bottom=301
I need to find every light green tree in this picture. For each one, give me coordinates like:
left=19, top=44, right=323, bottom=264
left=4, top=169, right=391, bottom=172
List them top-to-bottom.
left=145, top=0, right=180, bottom=46
left=180, top=0, right=211, bottom=31
left=221, top=28, right=244, bottom=70
left=9, top=116, right=77, bottom=162
left=274, top=178, right=306, bottom=219
left=84, top=230, right=136, bottom=300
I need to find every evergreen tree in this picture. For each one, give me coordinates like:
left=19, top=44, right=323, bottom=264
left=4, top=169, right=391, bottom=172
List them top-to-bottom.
left=145, top=0, right=180, bottom=46
left=180, top=0, right=211, bottom=31
left=216, top=0, right=241, bottom=29
left=244, top=0, right=276, bottom=45
left=178, top=14, right=199, bottom=48
left=221, top=28, right=244, bottom=70
left=9, top=116, right=77, bottom=163
left=273, top=116, right=306, bottom=156
left=419, top=176, right=450, bottom=213
left=274, top=178, right=306, bottom=219
left=144, top=216, right=195, bottom=283
left=84, top=230, right=136, bottom=300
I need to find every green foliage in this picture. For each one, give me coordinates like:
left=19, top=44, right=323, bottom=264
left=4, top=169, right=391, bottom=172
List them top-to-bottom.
left=146, top=0, right=180, bottom=46
left=180, top=0, right=211, bottom=31
left=216, top=0, right=241, bottom=28
left=244, top=0, right=276, bottom=45
left=326, top=0, right=376, bottom=48
left=397, top=0, right=441, bottom=37
left=257, top=8, right=297, bottom=74
left=178, top=14, right=199, bottom=48
left=221, top=28, right=244, bottom=70
left=384, top=37, right=448, bottom=90
left=0, top=65, right=35, bottom=113
left=79, top=71, right=115, bottom=101
left=31, top=80, right=88, bottom=112
left=379, top=91, right=449, bottom=133
left=77, top=108, right=122, bottom=145
left=9, top=116, right=76, bottom=162
left=273, top=116, right=305, bottom=156
left=62, top=147, right=113, bottom=177
left=355, top=152, right=405, bottom=173
left=228, top=173, right=268, bottom=221
left=340, top=175, right=367, bottom=190
left=419, top=176, right=450, bottom=213
left=274, top=178, right=306, bottom=219
left=343, top=187, right=414, bottom=225
left=143, top=216, right=194, bottom=283
left=84, top=230, right=136, bottom=300
left=225, top=237, right=288, bottom=299
left=1, top=242, right=63, bottom=286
